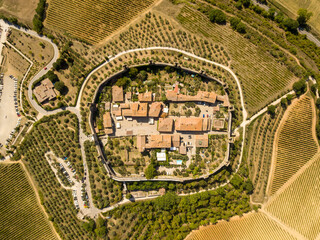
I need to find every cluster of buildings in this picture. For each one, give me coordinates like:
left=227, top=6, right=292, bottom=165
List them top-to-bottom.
left=34, top=78, right=57, bottom=104
left=99, top=85, right=230, bottom=155
left=137, top=134, right=208, bottom=155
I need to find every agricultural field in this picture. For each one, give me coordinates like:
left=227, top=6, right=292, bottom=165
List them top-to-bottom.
left=45, top=0, right=157, bottom=44
left=271, top=0, right=320, bottom=34
left=176, top=5, right=299, bottom=115
left=268, top=95, right=318, bottom=195
left=245, top=104, right=285, bottom=203
left=13, top=111, right=90, bottom=239
left=265, top=151, right=320, bottom=240
left=0, top=163, right=57, bottom=240
left=185, top=212, right=297, bottom=240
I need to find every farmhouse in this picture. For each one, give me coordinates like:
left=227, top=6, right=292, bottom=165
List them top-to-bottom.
left=33, top=78, right=57, bottom=103
left=112, top=86, right=124, bottom=102
left=175, top=118, right=211, bottom=132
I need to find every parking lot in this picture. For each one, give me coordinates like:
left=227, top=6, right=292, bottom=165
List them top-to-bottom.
left=0, top=74, right=19, bottom=147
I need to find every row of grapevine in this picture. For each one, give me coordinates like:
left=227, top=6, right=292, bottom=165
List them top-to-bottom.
left=45, top=0, right=156, bottom=43
left=176, top=6, right=298, bottom=115
left=268, top=95, right=318, bottom=195
left=246, top=105, right=284, bottom=202
left=265, top=151, right=320, bottom=240
left=0, top=163, right=57, bottom=240
left=186, top=212, right=297, bottom=240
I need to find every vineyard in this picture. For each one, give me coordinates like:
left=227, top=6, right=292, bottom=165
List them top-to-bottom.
left=45, top=0, right=156, bottom=44
left=176, top=5, right=299, bottom=115
left=268, top=95, right=318, bottom=195
left=245, top=105, right=284, bottom=203
left=13, top=111, right=90, bottom=239
left=265, top=151, right=320, bottom=240
left=0, top=163, right=57, bottom=240
left=185, top=212, right=297, bottom=240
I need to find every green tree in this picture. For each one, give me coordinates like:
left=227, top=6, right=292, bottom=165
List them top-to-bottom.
left=209, top=9, right=226, bottom=24
left=297, top=9, right=313, bottom=27
left=282, top=18, right=299, bottom=32
left=128, top=68, right=138, bottom=78
left=116, top=77, right=130, bottom=87
left=293, top=79, right=306, bottom=96
left=54, top=81, right=66, bottom=94
left=280, top=97, right=287, bottom=108
left=316, top=98, right=320, bottom=109
left=267, top=105, right=276, bottom=117
left=145, top=163, right=157, bottom=179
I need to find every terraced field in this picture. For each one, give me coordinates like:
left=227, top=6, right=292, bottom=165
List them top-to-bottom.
left=45, top=0, right=156, bottom=44
left=177, top=5, right=299, bottom=115
left=268, top=95, right=318, bottom=195
left=246, top=105, right=284, bottom=203
left=265, top=151, right=320, bottom=240
left=0, top=163, right=57, bottom=240
left=186, top=212, right=297, bottom=240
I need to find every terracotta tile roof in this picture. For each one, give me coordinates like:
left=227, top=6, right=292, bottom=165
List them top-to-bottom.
left=34, top=78, right=57, bottom=103
left=112, top=86, right=124, bottom=102
left=166, top=90, right=218, bottom=104
left=138, top=92, right=153, bottom=102
left=149, top=102, right=163, bottom=117
left=122, top=103, right=148, bottom=117
left=103, top=112, right=112, bottom=128
left=158, top=118, right=174, bottom=132
left=175, top=118, right=211, bottom=132
left=175, top=118, right=203, bottom=131
left=172, top=134, right=180, bottom=147
left=137, top=135, right=146, bottom=152
left=146, top=135, right=172, bottom=149
left=195, top=135, right=209, bottom=148
left=179, top=144, right=187, bottom=155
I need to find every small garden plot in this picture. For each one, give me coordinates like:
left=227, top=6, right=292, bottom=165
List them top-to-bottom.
left=105, top=136, right=151, bottom=176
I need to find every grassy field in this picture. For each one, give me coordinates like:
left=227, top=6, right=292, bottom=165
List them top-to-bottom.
left=0, top=0, right=37, bottom=26
left=45, top=0, right=157, bottom=44
left=271, top=0, right=320, bottom=34
left=177, top=5, right=299, bottom=115
left=268, top=95, right=318, bottom=195
left=245, top=105, right=284, bottom=203
left=265, top=151, right=320, bottom=240
left=0, top=163, right=57, bottom=240
left=185, top=212, right=297, bottom=240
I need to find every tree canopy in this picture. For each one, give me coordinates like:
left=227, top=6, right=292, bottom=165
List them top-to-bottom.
left=209, top=9, right=226, bottom=24
left=297, top=9, right=313, bottom=27
left=293, top=79, right=306, bottom=96
left=54, top=81, right=66, bottom=94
